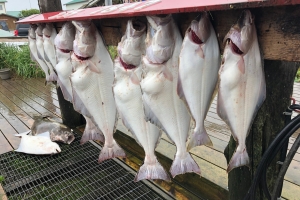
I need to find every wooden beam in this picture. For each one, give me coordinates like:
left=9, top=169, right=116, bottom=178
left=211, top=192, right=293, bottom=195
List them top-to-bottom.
left=96, top=5, right=300, bottom=62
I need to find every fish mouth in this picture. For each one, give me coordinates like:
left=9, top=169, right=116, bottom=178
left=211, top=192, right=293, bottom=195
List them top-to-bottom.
left=130, top=20, right=146, bottom=37
left=188, top=27, right=203, bottom=45
left=44, top=34, right=51, bottom=38
left=228, top=39, right=244, bottom=55
left=58, top=48, right=72, bottom=53
left=73, top=52, right=91, bottom=61
left=119, top=57, right=137, bottom=70
left=67, top=135, right=75, bottom=144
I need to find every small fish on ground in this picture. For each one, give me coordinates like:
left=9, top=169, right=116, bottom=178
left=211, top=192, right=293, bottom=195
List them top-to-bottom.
left=30, top=115, right=75, bottom=144
left=14, top=131, right=61, bottom=155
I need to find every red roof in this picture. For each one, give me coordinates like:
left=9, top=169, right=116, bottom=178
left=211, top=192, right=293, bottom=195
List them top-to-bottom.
left=17, top=0, right=300, bottom=24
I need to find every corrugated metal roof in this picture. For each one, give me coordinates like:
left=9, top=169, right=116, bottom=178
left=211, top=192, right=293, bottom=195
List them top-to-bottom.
left=17, top=0, right=300, bottom=24
left=64, top=0, right=88, bottom=5
left=6, top=11, right=21, bottom=18
left=0, top=13, right=19, bottom=19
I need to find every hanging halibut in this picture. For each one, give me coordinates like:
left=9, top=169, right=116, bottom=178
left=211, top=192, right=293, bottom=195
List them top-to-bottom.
left=217, top=10, right=266, bottom=172
left=177, top=13, right=220, bottom=150
left=140, top=15, right=200, bottom=178
left=70, top=20, right=125, bottom=162
left=113, top=20, right=169, bottom=181
left=54, top=22, right=104, bottom=144
left=43, top=23, right=57, bottom=69
left=28, top=24, right=50, bottom=81
left=35, top=24, right=57, bottom=82
left=42, top=24, right=57, bottom=82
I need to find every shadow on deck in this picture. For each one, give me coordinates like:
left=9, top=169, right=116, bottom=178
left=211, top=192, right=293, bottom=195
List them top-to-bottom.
left=0, top=78, right=299, bottom=199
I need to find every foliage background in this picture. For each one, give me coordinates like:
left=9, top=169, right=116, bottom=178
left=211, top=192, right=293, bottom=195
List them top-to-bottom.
left=0, top=43, right=45, bottom=78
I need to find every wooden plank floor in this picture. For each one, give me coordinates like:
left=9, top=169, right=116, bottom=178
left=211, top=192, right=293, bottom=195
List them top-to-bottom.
left=0, top=78, right=299, bottom=199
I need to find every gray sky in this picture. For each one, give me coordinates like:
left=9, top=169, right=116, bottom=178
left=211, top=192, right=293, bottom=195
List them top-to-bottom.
left=5, top=0, right=71, bottom=11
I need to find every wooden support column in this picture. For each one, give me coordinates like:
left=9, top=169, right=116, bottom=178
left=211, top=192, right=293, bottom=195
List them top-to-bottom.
left=38, top=0, right=84, bottom=128
left=224, top=61, right=298, bottom=200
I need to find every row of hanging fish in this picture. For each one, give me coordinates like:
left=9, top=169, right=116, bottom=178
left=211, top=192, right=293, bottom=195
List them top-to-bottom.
left=27, top=9, right=266, bottom=181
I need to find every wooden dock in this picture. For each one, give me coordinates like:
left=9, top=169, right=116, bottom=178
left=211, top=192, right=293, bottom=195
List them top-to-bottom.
left=0, top=78, right=299, bottom=199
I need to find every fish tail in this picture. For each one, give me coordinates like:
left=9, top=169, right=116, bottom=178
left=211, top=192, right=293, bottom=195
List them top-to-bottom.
left=48, top=71, right=58, bottom=82
left=80, top=127, right=105, bottom=145
left=187, top=127, right=213, bottom=151
left=98, top=140, right=126, bottom=163
left=227, top=147, right=250, bottom=173
left=170, top=152, right=201, bottom=178
left=134, top=157, right=170, bottom=182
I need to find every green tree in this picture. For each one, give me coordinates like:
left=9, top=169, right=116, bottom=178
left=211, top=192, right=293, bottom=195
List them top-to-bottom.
left=19, top=9, right=40, bottom=17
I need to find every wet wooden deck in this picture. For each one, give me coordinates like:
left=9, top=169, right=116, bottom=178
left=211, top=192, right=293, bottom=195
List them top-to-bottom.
left=0, top=78, right=299, bottom=199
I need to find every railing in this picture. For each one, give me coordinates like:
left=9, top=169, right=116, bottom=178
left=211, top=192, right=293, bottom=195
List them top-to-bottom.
left=245, top=102, right=300, bottom=200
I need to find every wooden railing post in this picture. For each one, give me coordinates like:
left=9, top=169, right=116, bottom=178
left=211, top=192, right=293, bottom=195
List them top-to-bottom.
left=224, top=60, right=298, bottom=199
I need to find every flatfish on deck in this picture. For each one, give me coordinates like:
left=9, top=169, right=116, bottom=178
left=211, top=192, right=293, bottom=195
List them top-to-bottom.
left=15, top=131, right=61, bottom=155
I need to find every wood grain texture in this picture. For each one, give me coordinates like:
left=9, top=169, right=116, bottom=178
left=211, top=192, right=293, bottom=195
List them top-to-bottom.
left=94, top=5, right=300, bottom=62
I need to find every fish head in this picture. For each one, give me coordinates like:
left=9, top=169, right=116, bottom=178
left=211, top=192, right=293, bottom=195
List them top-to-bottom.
left=224, top=10, right=255, bottom=56
left=188, top=12, right=211, bottom=44
left=146, top=14, right=175, bottom=63
left=128, top=19, right=146, bottom=38
left=72, top=20, right=96, bottom=59
left=55, top=22, right=75, bottom=51
left=36, top=23, right=45, bottom=37
left=43, top=23, right=54, bottom=38
left=28, top=24, right=37, bottom=40
left=50, top=127, right=75, bottom=144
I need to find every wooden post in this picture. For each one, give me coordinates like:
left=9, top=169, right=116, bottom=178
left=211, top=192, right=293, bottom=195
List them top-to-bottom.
left=38, top=0, right=84, bottom=128
left=224, top=61, right=298, bottom=199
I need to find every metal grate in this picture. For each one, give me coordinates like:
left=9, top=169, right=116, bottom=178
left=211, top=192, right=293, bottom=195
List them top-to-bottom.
left=0, top=133, right=170, bottom=200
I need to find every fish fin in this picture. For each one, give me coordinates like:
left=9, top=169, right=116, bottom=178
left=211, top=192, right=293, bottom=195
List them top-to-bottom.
left=196, top=45, right=205, bottom=59
left=30, top=49, right=37, bottom=61
left=37, top=50, right=44, bottom=60
left=44, top=50, right=51, bottom=62
left=238, top=57, right=245, bottom=74
left=88, top=60, right=101, bottom=74
left=162, top=66, right=173, bottom=81
left=48, top=71, right=58, bottom=82
left=130, top=71, right=140, bottom=85
left=177, top=75, right=194, bottom=121
left=177, top=75, right=185, bottom=100
left=57, top=78, right=73, bottom=103
left=71, top=87, right=92, bottom=118
left=217, top=90, right=230, bottom=126
left=143, top=100, right=169, bottom=140
left=120, top=114, right=142, bottom=147
left=81, top=121, right=105, bottom=144
left=187, top=127, right=213, bottom=150
left=14, top=130, right=31, bottom=137
left=98, top=139, right=126, bottom=163
left=227, top=147, right=250, bottom=173
left=170, top=152, right=201, bottom=178
left=134, top=158, right=170, bottom=182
